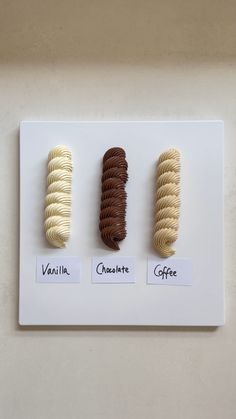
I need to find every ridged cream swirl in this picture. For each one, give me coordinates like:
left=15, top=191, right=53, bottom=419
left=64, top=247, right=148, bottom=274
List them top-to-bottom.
left=44, top=145, right=72, bottom=248
left=99, top=147, right=128, bottom=250
left=153, top=148, right=181, bottom=257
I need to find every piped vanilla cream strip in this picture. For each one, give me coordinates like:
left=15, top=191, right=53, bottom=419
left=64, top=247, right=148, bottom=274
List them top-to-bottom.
left=44, top=145, right=72, bottom=248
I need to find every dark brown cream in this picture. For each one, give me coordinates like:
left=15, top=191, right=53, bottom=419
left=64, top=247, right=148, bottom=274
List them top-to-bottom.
left=99, top=147, right=128, bottom=250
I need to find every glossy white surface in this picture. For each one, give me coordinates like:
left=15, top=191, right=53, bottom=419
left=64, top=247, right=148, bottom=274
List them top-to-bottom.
left=19, top=121, right=224, bottom=326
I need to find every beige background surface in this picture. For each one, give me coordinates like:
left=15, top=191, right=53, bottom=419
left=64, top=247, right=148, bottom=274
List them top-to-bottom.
left=0, top=1, right=235, bottom=418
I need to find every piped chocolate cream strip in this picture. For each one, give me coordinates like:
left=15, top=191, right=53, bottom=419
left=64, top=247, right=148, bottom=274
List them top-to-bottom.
left=99, top=147, right=128, bottom=250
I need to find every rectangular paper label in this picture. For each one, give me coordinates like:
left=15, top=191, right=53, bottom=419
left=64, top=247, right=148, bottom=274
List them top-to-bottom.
left=36, top=256, right=80, bottom=283
left=92, top=257, right=136, bottom=284
left=147, top=258, right=192, bottom=286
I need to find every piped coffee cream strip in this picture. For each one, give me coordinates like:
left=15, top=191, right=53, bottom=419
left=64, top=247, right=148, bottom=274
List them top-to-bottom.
left=44, top=145, right=72, bottom=248
left=153, top=148, right=181, bottom=257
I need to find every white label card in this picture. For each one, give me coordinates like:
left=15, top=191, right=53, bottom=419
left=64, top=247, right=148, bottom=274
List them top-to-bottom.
left=36, top=256, right=80, bottom=283
left=92, top=257, right=136, bottom=284
left=147, top=258, right=192, bottom=286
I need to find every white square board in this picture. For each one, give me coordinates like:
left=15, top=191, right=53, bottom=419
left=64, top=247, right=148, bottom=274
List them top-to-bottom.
left=19, top=121, right=224, bottom=326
